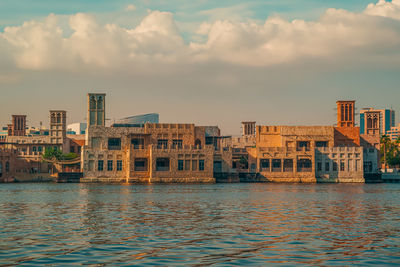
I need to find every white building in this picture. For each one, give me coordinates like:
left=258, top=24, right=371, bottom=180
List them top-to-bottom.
left=67, top=122, right=87, bottom=135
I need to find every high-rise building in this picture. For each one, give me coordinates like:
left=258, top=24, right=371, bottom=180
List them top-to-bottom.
left=336, top=101, right=355, bottom=127
left=359, top=108, right=395, bottom=136
left=386, top=123, right=400, bottom=141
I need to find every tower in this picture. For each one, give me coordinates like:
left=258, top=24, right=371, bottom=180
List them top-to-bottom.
left=87, top=93, right=106, bottom=127
left=336, top=100, right=355, bottom=127
left=49, top=110, right=66, bottom=144
left=10, top=115, right=26, bottom=136
left=242, top=121, right=256, bottom=136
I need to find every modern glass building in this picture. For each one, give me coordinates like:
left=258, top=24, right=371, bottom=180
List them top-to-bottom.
left=113, top=113, right=159, bottom=127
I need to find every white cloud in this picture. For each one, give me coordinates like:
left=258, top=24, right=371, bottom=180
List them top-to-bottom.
left=365, top=0, right=400, bottom=20
left=0, top=1, right=400, bottom=70
left=125, top=4, right=137, bottom=11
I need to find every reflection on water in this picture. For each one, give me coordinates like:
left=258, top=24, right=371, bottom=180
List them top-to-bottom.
left=1, top=183, right=400, bottom=266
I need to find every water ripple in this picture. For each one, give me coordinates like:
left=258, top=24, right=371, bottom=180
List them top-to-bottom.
left=0, top=183, right=400, bottom=266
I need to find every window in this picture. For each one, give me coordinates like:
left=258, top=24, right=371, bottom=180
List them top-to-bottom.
left=108, top=138, right=121, bottom=150
left=131, top=138, right=144, bottom=149
left=157, top=139, right=168, bottom=149
left=172, top=139, right=183, bottom=149
left=297, top=141, right=310, bottom=151
left=32, top=146, right=37, bottom=152
left=38, top=146, right=42, bottom=152
left=70, top=146, right=75, bottom=153
left=134, top=158, right=147, bottom=171
left=156, top=158, right=170, bottom=171
left=260, top=159, right=270, bottom=171
left=272, top=159, right=281, bottom=172
left=297, top=159, right=312, bottom=172
left=98, top=160, right=104, bottom=171
left=107, top=160, right=113, bottom=171
left=117, top=160, right=123, bottom=171
left=178, top=160, right=184, bottom=171
left=185, top=160, right=190, bottom=171
left=192, top=160, right=197, bottom=171
left=199, top=160, right=205, bottom=171
left=340, top=161, right=345, bottom=172
left=364, top=161, right=372, bottom=173
left=5, top=162, right=9, bottom=172
left=317, top=162, right=322, bottom=171
left=325, top=162, right=330, bottom=172
left=333, top=162, right=338, bottom=172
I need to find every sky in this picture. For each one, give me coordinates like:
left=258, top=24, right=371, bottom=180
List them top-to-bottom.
left=1, top=0, right=400, bottom=135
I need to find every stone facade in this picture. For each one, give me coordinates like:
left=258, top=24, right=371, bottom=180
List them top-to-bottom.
left=82, top=121, right=216, bottom=183
left=254, top=125, right=364, bottom=183
left=315, top=147, right=364, bottom=182
left=0, top=148, right=14, bottom=182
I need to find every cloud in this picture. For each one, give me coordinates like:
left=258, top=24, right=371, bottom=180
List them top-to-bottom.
left=0, top=0, right=400, bottom=71
left=365, top=0, right=400, bottom=20
left=125, top=4, right=137, bottom=11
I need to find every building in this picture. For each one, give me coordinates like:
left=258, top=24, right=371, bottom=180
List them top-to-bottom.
left=82, top=94, right=216, bottom=183
left=337, top=100, right=355, bottom=127
left=360, top=108, right=395, bottom=136
left=1, top=110, right=81, bottom=181
left=113, top=113, right=159, bottom=126
left=9, top=115, right=27, bottom=136
left=67, top=122, right=87, bottom=135
left=386, top=123, right=400, bottom=141
left=255, top=125, right=364, bottom=183
left=0, top=147, right=15, bottom=182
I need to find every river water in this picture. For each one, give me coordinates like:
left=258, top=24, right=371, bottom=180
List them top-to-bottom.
left=0, top=183, right=399, bottom=266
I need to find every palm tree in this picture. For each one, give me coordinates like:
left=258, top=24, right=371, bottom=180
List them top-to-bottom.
left=380, top=135, right=391, bottom=171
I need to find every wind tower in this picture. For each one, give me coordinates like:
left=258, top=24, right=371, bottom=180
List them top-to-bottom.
left=336, top=100, right=355, bottom=127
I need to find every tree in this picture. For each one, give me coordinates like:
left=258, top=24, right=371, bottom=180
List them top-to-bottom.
left=380, top=135, right=400, bottom=169
left=42, top=147, right=63, bottom=161
left=42, top=148, right=78, bottom=161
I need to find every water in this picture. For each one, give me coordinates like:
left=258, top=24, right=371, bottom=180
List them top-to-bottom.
left=1, top=183, right=399, bottom=266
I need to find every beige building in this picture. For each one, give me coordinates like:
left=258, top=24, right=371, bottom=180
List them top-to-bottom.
left=82, top=93, right=218, bottom=183
left=255, top=125, right=364, bottom=182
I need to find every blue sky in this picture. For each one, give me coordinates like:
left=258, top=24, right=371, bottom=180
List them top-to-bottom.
left=0, top=0, right=399, bottom=134
left=0, top=0, right=374, bottom=29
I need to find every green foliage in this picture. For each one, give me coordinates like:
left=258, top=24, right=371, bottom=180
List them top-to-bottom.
left=380, top=135, right=400, bottom=167
left=42, top=148, right=78, bottom=161
left=63, top=153, right=79, bottom=160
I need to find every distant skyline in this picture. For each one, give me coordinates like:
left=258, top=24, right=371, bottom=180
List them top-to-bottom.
left=1, top=0, right=400, bottom=135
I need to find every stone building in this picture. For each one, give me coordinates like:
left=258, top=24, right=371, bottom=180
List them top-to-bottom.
left=82, top=93, right=217, bottom=183
left=254, top=99, right=366, bottom=183
left=337, top=100, right=355, bottom=127
left=1, top=111, right=81, bottom=181
left=0, top=147, right=14, bottom=182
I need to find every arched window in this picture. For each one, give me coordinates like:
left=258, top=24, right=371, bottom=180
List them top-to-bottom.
left=90, top=96, right=96, bottom=109
left=97, top=96, right=103, bottom=109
